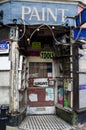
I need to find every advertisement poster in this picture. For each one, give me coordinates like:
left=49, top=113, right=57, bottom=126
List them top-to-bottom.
left=45, top=88, right=54, bottom=101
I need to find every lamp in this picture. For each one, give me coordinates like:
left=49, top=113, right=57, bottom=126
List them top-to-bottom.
left=13, top=19, right=17, bottom=24
left=27, top=38, right=30, bottom=45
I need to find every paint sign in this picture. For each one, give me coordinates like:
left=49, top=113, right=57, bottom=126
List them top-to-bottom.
left=0, top=2, right=77, bottom=25
left=21, top=3, right=77, bottom=25
left=0, top=41, right=9, bottom=54
left=33, top=78, right=48, bottom=87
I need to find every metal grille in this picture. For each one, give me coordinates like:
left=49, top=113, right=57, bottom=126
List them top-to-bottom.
left=19, top=115, right=74, bottom=130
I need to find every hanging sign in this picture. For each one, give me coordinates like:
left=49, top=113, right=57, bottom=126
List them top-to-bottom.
left=75, top=9, right=86, bottom=27
left=74, top=28, right=86, bottom=39
left=0, top=41, right=9, bottom=54
left=40, top=51, right=55, bottom=59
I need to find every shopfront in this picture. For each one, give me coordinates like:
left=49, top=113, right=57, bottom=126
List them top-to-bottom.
left=1, top=0, right=86, bottom=125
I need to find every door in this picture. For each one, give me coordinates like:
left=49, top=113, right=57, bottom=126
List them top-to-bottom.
left=27, top=62, right=56, bottom=114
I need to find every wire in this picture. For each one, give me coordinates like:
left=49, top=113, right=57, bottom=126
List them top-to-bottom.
left=0, top=16, right=26, bottom=41
left=1, top=16, right=82, bottom=44
left=17, top=18, right=26, bottom=41
left=29, top=24, right=61, bottom=45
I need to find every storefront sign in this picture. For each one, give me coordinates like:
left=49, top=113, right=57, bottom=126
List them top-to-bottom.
left=0, top=2, right=77, bottom=25
left=22, top=6, right=68, bottom=23
left=0, top=41, right=9, bottom=54
left=40, top=51, right=55, bottom=59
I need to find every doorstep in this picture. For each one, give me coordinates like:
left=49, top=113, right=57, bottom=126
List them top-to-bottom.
left=6, top=126, right=20, bottom=130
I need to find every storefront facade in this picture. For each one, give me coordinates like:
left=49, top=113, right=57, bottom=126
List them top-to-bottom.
left=0, top=0, right=86, bottom=126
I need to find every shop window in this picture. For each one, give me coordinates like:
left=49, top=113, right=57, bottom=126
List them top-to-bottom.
left=57, top=45, right=73, bottom=109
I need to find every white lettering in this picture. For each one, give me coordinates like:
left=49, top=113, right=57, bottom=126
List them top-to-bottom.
left=22, top=6, right=31, bottom=20
left=22, top=6, right=69, bottom=23
left=29, top=7, right=40, bottom=21
left=42, top=8, right=45, bottom=21
left=47, top=8, right=57, bottom=21
left=58, top=9, right=68, bottom=22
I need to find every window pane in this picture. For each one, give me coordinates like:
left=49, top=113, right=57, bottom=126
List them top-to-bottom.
left=29, top=62, right=52, bottom=78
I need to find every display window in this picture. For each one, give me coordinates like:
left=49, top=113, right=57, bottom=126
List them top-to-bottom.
left=57, top=45, right=73, bottom=109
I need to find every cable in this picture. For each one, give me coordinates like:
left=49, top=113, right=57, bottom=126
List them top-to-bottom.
left=17, top=18, right=26, bottom=41
left=29, top=24, right=61, bottom=45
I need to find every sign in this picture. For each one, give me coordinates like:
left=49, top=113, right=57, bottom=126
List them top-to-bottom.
left=0, top=1, right=77, bottom=25
left=75, top=9, right=86, bottom=27
left=74, top=28, right=86, bottom=39
left=0, top=41, right=9, bottom=54
left=32, top=42, right=41, bottom=49
left=40, top=51, right=55, bottom=59
left=33, top=78, right=48, bottom=87
left=79, top=84, right=86, bottom=90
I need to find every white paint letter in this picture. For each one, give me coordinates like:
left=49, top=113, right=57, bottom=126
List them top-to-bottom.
left=22, top=6, right=31, bottom=20
left=29, top=7, right=40, bottom=21
left=42, top=8, right=45, bottom=21
left=47, top=8, right=57, bottom=22
left=58, top=9, right=68, bottom=22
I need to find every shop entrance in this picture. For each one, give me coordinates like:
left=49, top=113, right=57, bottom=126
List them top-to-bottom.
left=18, top=25, right=72, bottom=114
left=27, top=62, right=56, bottom=114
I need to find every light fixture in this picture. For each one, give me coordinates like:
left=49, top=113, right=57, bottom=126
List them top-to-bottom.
left=13, top=19, right=17, bottom=24
left=52, top=26, right=55, bottom=29
left=37, top=28, right=40, bottom=31
left=27, top=38, right=30, bottom=45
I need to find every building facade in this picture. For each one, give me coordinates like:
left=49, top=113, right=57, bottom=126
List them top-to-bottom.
left=0, top=0, right=86, bottom=126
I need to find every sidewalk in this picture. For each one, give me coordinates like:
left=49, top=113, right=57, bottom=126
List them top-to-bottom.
left=6, top=115, right=86, bottom=130
left=6, top=123, right=86, bottom=130
left=73, top=123, right=86, bottom=130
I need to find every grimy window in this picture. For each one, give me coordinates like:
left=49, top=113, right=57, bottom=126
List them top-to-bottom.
left=29, top=62, right=52, bottom=78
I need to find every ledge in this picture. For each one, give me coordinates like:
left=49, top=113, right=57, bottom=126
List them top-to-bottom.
left=56, top=105, right=73, bottom=113
left=76, top=108, right=86, bottom=113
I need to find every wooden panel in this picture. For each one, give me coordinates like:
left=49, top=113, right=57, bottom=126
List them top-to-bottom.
left=27, top=87, right=54, bottom=107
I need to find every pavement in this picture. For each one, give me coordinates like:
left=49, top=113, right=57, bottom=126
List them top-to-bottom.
left=6, top=115, right=86, bottom=130
left=18, top=115, right=74, bottom=130
left=73, top=123, right=86, bottom=130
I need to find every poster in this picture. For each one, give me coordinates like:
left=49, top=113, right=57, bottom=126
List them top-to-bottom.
left=45, top=88, right=54, bottom=101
